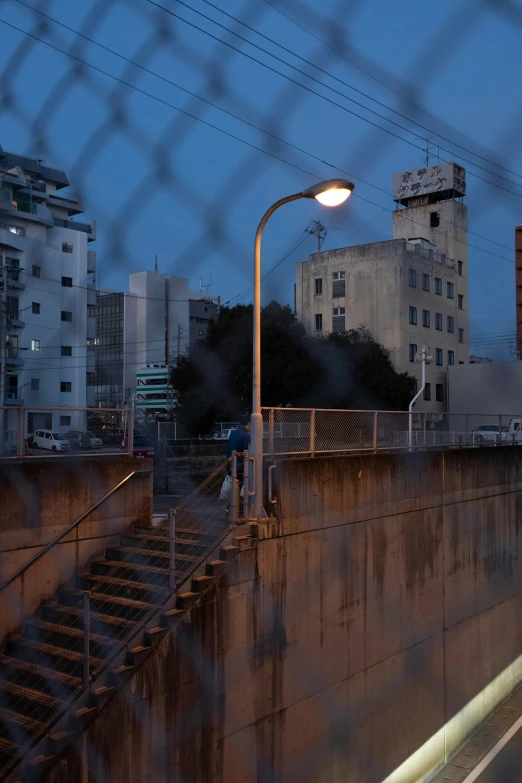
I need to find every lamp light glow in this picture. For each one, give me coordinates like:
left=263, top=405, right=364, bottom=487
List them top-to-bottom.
left=301, top=177, right=354, bottom=207
left=314, top=187, right=351, bottom=207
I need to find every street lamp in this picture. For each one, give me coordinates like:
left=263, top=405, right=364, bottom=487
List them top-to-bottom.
left=250, top=178, right=354, bottom=518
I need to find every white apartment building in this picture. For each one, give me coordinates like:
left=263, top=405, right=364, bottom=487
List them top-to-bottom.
left=0, top=147, right=96, bottom=434
left=295, top=163, right=469, bottom=412
left=94, top=271, right=219, bottom=418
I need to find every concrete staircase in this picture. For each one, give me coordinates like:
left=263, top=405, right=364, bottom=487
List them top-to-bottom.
left=0, top=519, right=255, bottom=782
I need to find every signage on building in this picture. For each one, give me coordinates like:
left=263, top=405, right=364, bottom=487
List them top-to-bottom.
left=393, top=162, right=466, bottom=203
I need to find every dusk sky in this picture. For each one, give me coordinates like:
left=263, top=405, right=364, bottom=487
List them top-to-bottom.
left=1, top=0, right=521, bottom=359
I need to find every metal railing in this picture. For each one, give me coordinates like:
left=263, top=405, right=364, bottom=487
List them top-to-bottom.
left=0, top=405, right=134, bottom=459
left=262, top=408, right=522, bottom=457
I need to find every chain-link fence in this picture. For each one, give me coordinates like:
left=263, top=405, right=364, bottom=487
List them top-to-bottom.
left=0, top=406, right=133, bottom=458
left=262, top=407, right=522, bottom=456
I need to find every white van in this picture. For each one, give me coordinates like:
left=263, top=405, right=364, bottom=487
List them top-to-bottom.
left=33, top=429, right=71, bottom=452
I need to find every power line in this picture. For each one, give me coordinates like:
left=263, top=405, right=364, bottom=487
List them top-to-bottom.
left=145, top=0, right=522, bottom=197
left=262, top=0, right=522, bottom=175
left=0, top=13, right=515, bottom=267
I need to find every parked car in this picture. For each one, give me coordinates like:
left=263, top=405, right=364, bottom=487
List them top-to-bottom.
left=472, top=425, right=508, bottom=443
left=212, top=428, right=236, bottom=441
left=32, top=430, right=71, bottom=452
left=64, top=430, right=103, bottom=450
left=121, top=434, right=154, bottom=458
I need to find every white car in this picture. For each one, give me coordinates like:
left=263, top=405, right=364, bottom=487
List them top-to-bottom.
left=472, top=425, right=507, bottom=443
left=212, top=428, right=236, bottom=440
left=33, top=429, right=71, bottom=452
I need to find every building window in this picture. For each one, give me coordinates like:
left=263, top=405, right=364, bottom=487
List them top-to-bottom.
left=430, top=211, right=440, bottom=228
left=9, top=225, right=25, bottom=236
left=62, top=242, right=73, bottom=253
left=458, top=261, right=463, bottom=276
left=32, top=265, right=41, bottom=278
left=408, top=269, right=417, bottom=288
left=332, top=271, right=345, bottom=298
left=422, top=273, right=430, bottom=292
left=61, top=276, right=73, bottom=287
left=435, top=277, right=442, bottom=295
left=314, top=278, right=322, bottom=295
left=447, top=281, right=454, bottom=299
left=458, top=294, right=464, bottom=310
left=7, top=296, right=19, bottom=321
left=31, top=302, right=40, bottom=315
left=87, top=304, right=95, bottom=317
left=409, top=306, right=417, bottom=325
left=332, top=307, right=345, bottom=333
left=422, top=309, right=430, bottom=328
left=61, top=311, right=72, bottom=322
left=435, top=312, right=442, bottom=331
left=315, top=313, right=323, bottom=331
left=447, top=315, right=455, bottom=333
left=459, top=328, right=464, bottom=344
left=199, top=329, right=203, bottom=335
left=87, top=338, right=96, bottom=350
left=31, top=339, right=40, bottom=352
left=409, top=343, right=417, bottom=362
left=61, top=345, right=72, bottom=356
left=435, top=348, right=443, bottom=366
left=448, top=350, right=455, bottom=366
left=86, top=372, right=96, bottom=386
left=30, top=378, right=39, bottom=391
left=60, top=381, right=72, bottom=393
left=424, top=383, right=431, bottom=401
left=436, top=383, right=444, bottom=402
left=60, top=415, right=71, bottom=426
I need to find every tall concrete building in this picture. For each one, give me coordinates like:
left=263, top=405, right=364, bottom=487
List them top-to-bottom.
left=0, top=146, right=96, bottom=434
left=296, top=163, right=469, bottom=411
left=516, top=225, right=522, bottom=358
left=94, top=271, right=219, bottom=415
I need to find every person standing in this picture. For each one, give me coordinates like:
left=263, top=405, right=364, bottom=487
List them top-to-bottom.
left=226, top=416, right=251, bottom=481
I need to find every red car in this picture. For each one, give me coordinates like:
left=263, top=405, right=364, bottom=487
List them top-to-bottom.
left=121, top=435, right=154, bottom=458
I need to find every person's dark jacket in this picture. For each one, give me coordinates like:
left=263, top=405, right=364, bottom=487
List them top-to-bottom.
left=226, top=425, right=251, bottom=472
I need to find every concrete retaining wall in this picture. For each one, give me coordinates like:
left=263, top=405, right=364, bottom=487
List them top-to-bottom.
left=46, top=447, right=522, bottom=783
left=0, top=458, right=153, bottom=648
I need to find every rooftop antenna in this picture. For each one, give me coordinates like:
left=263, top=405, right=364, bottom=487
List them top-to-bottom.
left=416, top=136, right=438, bottom=167
left=307, top=220, right=327, bottom=251
left=154, top=253, right=158, bottom=273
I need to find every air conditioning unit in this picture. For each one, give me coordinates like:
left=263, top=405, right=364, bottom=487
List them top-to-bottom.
left=6, top=392, right=18, bottom=399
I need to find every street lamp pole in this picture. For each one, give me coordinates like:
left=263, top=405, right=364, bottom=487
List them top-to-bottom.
left=250, top=178, right=354, bottom=518
left=408, top=342, right=433, bottom=450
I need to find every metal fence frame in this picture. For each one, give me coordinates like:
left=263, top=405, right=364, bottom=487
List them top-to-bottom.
left=0, top=405, right=133, bottom=459
left=262, top=407, right=522, bottom=457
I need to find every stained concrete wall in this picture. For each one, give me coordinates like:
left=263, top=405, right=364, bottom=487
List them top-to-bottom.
left=47, top=447, right=522, bottom=783
left=0, top=458, right=152, bottom=648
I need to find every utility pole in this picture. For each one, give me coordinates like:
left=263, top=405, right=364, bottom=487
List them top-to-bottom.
left=307, top=221, right=327, bottom=251
left=0, top=252, right=6, bottom=453
left=154, top=253, right=158, bottom=273
left=177, top=324, right=182, bottom=357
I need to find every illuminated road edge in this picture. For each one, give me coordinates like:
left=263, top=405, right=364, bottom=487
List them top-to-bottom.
left=381, top=653, right=522, bottom=783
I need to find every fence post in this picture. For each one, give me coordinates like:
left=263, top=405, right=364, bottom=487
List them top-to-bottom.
left=127, top=404, right=134, bottom=457
left=17, top=406, right=25, bottom=458
left=268, top=409, right=274, bottom=456
left=310, top=409, right=316, bottom=457
left=373, top=411, right=378, bottom=453
left=423, top=414, right=427, bottom=448
left=466, top=414, right=469, bottom=446
left=499, top=414, right=502, bottom=446
left=243, top=450, right=250, bottom=518
left=230, top=451, right=238, bottom=523
left=169, top=509, right=176, bottom=594
left=83, top=591, right=90, bottom=690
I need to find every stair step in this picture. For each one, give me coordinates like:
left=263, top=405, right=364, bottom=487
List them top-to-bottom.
left=233, top=535, right=256, bottom=550
left=220, top=545, right=240, bottom=561
left=106, top=546, right=198, bottom=566
left=91, top=559, right=169, bottom=586
left=206, top=559, right=226, bottom=577
left=78, top=573, right=169, bottom=605
left=192, top=575, right=213, bottom=593
left=60, top=589, right=156, bottom=624
left=176, top=592, right=198, bottom=610
left=43, top=602, right=139, bottom=636
left=161, top=609, right=184, bottom=629
left=25, top=619, right=119, bottom=659
left=145, top=626, right=168, bottom=646
left=8, top=638, right=103, bottom=680
left=127, top=645, right=152, bottom=666
left=0, top=655, right=82, bottom=700
left=109, top=665, right=135, bottom=687
left=0, top=681, right=63, bottom=724
left=90, top=685, right=116, bottom=707
left=71, top=705, right=98, bottom=731
left=0, top=706, right=44, bottom=745
left=48, top=729, right=78, bottom=755
left=0, top=735, right=19, bottom=769
left=22, top=752, right=57, bottom=780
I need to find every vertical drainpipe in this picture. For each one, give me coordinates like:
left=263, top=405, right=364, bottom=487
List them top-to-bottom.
left=165, top=276, right=169, bottom=366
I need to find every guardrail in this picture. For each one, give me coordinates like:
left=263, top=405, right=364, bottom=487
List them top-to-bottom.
left=0, top=405, right=134, bottom=459
left=262, top=408, right=522, bottom=456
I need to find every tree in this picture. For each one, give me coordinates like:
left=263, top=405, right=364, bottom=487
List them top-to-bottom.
left=170, top=304, right=414, bottom=434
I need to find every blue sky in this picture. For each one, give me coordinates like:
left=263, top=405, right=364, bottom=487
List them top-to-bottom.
left=0, top=0, right=521, bottom=358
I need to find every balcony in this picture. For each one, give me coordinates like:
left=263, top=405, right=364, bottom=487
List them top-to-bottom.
left=47, top=190, right=84, bottom=216
left=53, top=216, right=92, bottom=235
left=0, top=228, right=25, bottom=251
left=87, top=250, right=96, bottom=273
left=6, top=268, right=24, bottom=291
left=6, top=346, right=23, bottom=368
left=4, top=393, right=23, bottom=405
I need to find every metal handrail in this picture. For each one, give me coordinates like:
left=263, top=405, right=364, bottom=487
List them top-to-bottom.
left=0, top=469, right=151, bottom=594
